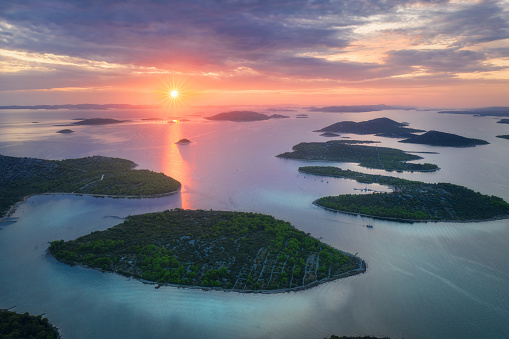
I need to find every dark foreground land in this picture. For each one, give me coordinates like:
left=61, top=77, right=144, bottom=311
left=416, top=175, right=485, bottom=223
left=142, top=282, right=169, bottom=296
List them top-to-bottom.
left=277, top=140, right=438, bottom=172
left=0, top=155, right=181, bottom=219
left=300, top=166, right=509, bottom=222
left=49, top=209, right=364, bottom=292
left=0, top=309, right=60, bottom=339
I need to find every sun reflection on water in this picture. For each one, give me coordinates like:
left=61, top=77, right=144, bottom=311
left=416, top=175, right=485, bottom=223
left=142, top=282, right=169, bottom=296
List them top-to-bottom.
left=162, top=124, right=194, bottom=210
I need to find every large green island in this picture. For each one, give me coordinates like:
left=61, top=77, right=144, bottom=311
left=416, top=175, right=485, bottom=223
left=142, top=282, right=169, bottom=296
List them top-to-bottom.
left=277, top=140, right=439, bottom=172
left=0, top=154, right=181, bottom=219
left=300, top=166, right=509, bottom=222
left=49, top=209, right=364, bottom=292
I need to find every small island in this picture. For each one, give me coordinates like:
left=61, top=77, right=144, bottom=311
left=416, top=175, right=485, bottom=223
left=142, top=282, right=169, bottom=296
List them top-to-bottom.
left=205, top=111, right=270, bottom=122
left=269, top=114, right=290, bottom=119
left=315, top=117, right=423, bottom=136
left=69, top=118, right=128, bottom=125
left=497, top=119, right=509, bottom=124
left=56, top=129, right=74, bottom=134
left=399, top=130, right=489, bottom=147
left=320, top=132, right=340, bottom=137
left=497, top=135, right=509, bottom=140
left=175, top=138, right=191, bottom=145
left=276, top=140, right=439, bottom=172
left=0, top=155, right=181, bottom=219
left=299, top=166, right=509, bottom=222
left=49, top=209, right=365, bottom=292
left=0, top=309, right=60, bottom=338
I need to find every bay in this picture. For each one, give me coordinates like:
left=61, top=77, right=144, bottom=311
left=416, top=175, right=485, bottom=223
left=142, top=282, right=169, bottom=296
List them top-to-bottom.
left=1, top=108, right=508, bottom=338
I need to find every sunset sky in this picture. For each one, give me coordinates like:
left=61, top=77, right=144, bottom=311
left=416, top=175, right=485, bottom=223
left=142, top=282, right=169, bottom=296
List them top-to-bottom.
left=1, top=0, right=509, bottom=108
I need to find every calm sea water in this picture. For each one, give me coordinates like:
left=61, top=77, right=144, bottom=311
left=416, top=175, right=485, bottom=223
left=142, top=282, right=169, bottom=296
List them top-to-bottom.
left=0, top=108, right=508, bottom=338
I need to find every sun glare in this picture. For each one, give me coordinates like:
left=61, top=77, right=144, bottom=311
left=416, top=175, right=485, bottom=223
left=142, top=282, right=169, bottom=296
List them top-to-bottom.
left=157, top=77, right=188, bottom=113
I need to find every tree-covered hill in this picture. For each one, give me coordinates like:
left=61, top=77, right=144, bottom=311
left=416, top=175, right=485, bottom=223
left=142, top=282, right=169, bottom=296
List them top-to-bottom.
left=0, top=155, right=181, bottom=219
left=49, top=209, right=364, bottom=292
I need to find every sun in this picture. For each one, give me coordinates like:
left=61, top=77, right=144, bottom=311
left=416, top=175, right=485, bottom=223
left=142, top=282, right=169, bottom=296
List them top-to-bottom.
left=157, top=77, right=188, bottom=112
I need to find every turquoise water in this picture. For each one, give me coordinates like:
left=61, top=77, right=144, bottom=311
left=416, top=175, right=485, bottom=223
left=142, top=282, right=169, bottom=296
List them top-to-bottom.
left=1, top=108, right=508, bottom=338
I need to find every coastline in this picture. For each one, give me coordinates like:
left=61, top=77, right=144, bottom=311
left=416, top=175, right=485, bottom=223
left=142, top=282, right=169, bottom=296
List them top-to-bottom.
left=0, top=188, right=181, bottom=224
left=312, top=201, right=509, bottom=223
left=49, top=253, right=366, bottom=295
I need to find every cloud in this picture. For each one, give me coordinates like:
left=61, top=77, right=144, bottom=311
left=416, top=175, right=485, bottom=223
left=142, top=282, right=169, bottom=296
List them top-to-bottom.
left=386, top=48, right=501, bottom=74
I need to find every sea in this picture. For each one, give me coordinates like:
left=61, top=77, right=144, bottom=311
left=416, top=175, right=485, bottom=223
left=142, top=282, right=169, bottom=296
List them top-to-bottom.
left=0, top=107, right=508, bottom=339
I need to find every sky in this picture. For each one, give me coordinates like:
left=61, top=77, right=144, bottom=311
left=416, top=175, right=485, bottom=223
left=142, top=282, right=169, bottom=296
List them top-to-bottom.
left=1, top=0, right=509, bottom=108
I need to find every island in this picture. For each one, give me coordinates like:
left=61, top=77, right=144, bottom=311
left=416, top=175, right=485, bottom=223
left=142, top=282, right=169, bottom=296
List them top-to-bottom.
left=0, top=104, right=155, bottom=110
left=309, top=104, right=415, bottom=113
left=438, top=107, right=509, bottom=117
left=205, top=111, right=270, bottom=122
left=269, top=114, right=290, bottom=119
left=296, top=114, right=308, bottom=118
left=315, top=117, right=423, bottom=136
left=69, top=118, right=128, bottom=126
left=497, top=119, right=509, bottom=124
left=56, top=129, right=74, bottom=134
left=399, top=130, right=489, bottom=147
left=320, top=132, right=340, bottom=137
left=497, top=135, right=509, bottom=140
left=175, top=138, right=191, bottom=145
left=276, top=140, right=439, bottom=172
left=0, top=154, right=181, bottom=219
left=299, top=166, right=509, bottom=222
left=49, top=209, right=365, bottom=292
left=0, top=309, right=60, bottom=339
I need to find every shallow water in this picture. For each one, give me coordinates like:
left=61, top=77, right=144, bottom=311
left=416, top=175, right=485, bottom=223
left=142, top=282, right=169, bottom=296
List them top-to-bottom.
left=1, top=108, right=508, bottom=338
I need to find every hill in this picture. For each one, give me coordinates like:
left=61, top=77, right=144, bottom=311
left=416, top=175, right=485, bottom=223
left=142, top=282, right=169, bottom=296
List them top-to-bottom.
left=205, top=111, right=270, bottom=122
left=315, top=117, right=423, bottom=135
left=399, top=130, right=489, bottom=147
left=48, top=209, right=364, bottom=292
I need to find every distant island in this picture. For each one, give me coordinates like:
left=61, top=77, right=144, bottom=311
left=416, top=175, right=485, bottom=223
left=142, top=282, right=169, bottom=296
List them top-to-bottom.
left=0, top=104, right=155, bottom=110
left=309, top=104, right=415, bottom=113
left=438, top=107, right=509, bottom=117
left=205, top=111, right=270, bottom=122
left=269, top=114, right=290, bottom=119
left=315, top=117, right=423, bottom=136
left=69, top=118, right=128, bottom=126
left=497, top=119, right=509, bottom=124
left=56, top=129, right=74, bottom=134
left=399, top=130, right=489, bottom=147
left=320, top=132, right=340, bottom=137
left=497, top=135, right=509, bottom=140
left=175, top=138, right=191, bottom=145
left=277, top=140, right=439, bottom=172
left=0, top=155, right=181, bottom=219
left=299, top=166, right=509, bottom=222
left=49, top=209, right=365, bottom=293
left=0, top=309, right=59, bottom=338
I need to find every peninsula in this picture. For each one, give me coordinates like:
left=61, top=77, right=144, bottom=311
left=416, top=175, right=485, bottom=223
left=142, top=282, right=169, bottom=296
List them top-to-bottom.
left=315, top=117, right=423, bottom=136
left=497, top=119, right=509, bottom=124
left=399, top=130, right=489, bottom=147
left=497, top=135, right=509, bottom=140
left=276, top=140, right=439, bottom=172
left=0, top=154, right=181, bottom=219
left=299, top=166, right=509, bottom=222
left=49, top=209, right=365, bottom=292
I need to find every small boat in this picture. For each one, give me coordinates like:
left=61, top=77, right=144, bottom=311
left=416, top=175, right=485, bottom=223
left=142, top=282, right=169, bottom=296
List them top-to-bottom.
left=366, top=224, right=373, bottom=228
